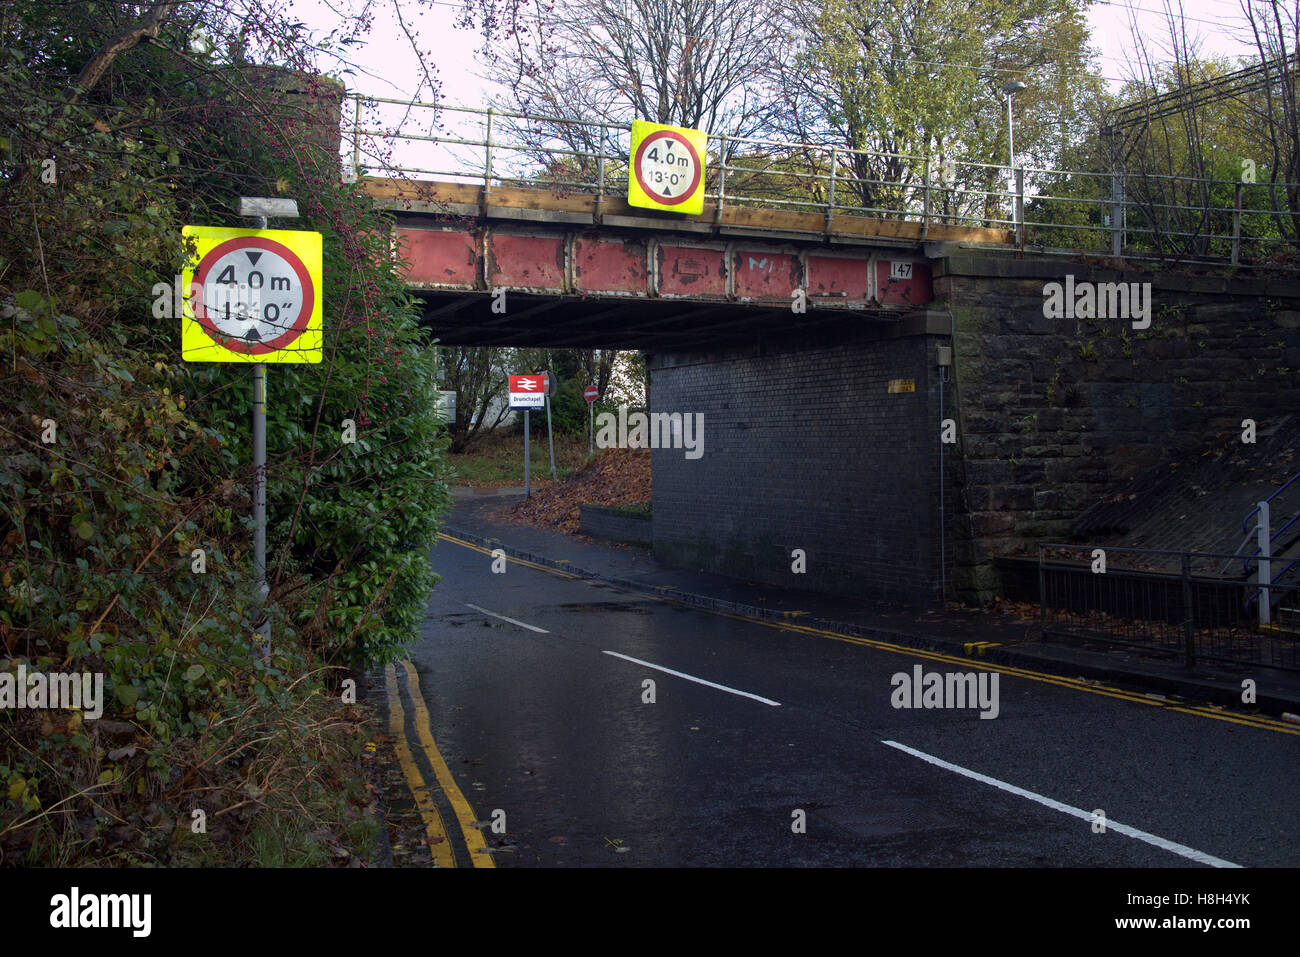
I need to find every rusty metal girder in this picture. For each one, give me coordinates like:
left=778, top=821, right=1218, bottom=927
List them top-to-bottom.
left=394, top=225, right=933, bottom=308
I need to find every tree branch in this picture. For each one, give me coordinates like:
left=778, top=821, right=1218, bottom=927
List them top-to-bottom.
left=70, top=2, right=179, bottom=104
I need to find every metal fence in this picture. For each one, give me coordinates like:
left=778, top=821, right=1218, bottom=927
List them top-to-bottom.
left=343, top=94, right=1300, bottom=267
left=1038, top=544, right=1300, bottom=672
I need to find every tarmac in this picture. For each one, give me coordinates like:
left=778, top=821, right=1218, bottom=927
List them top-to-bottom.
left=443, top=488, right=1300, bottom=719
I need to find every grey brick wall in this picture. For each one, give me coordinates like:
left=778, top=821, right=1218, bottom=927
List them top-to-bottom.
left=646, top=255, right=1300, bottom=609
left=649, top=327, right=949, bottom=606
left=579, top=505, right=653, bottom=546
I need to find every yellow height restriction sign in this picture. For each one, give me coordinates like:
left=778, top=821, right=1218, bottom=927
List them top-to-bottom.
left=627, top=120, right=708, bottom=215
left=181, top=225, right=322, bottom=363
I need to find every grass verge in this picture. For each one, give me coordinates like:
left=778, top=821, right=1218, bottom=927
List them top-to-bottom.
left=446, top=430, right=592, bottom=488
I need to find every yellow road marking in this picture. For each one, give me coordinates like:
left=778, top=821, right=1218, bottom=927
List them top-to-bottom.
left=435, top=531, right=1300, bottom=736
left=439, top=532, right=579, bottom=580
left=738, top=613, right=1300, bottom=735
left=399, top=660, right=497, bottom=868
left=384, top=662, right=455, bottom=867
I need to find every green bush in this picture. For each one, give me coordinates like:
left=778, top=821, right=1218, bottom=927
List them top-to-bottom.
left=0, top=5, right=448, bottom=863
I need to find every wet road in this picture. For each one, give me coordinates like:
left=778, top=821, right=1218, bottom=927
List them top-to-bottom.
left=385, top=531, right=1300, bottom=867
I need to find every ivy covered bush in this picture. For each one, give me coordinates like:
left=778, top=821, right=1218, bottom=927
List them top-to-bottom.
left=0, top=4, right=448, bottom=864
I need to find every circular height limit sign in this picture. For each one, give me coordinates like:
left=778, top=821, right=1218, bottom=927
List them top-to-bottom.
left=628, top=120, right=708, bottom=216
left=180, top=225, right=323, bottom=363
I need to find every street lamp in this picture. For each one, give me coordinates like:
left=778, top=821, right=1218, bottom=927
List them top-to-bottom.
left=1002, top=79, right=1027, bottom=168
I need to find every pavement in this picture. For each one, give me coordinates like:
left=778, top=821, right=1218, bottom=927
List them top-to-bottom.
left=443, top=489, right=1300, bottom=718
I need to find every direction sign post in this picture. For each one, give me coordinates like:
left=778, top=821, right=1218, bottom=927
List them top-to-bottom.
left=182, top=200, right=322, bottom=662
left=509, top=374, right=548, bottom=496
left=585, top=384, right=598, bottom=455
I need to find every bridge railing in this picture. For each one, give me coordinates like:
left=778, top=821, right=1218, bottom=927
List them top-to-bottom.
left=344, top=95, right=1300, bottom=265
left=1037, top=544, right=1300, bottom=672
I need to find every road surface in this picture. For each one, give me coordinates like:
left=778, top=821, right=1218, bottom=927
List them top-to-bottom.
left=378, top=531, right=1300, bottom=867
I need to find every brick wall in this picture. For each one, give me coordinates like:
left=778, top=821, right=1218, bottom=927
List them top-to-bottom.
left=938, top=253, right=1300, bottom=600
left=645, top=254, right=1300, bottom=608
left=649, top=324, right=949, bottom=605
left=579, top=505, right=653, bottom=547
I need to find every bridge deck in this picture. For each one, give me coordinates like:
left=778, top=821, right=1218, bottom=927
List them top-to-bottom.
left=365, top=176, right=979, bottom=348
left=363, top=177, right=1011, bottom=247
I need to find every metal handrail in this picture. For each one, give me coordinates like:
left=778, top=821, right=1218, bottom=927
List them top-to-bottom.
left=343, top=95, right=1300, bottom=262
left=1242, top=470, right=1300, bottom=535
left=1228, top=471, right=1300, bottom=611
left=1245, top=558, right=1300, bottom=611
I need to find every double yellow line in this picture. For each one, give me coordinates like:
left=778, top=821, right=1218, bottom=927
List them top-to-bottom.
left=436, top=531, right=1300, bottom=737
left=763, top=615, right=1300, bottom=736
left=384, top=660, right=495, bottom=867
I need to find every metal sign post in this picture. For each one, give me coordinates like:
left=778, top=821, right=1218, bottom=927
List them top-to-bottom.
left=182, top=197, right=320, bottom=665
left=247, top=209, right=272, bottom=661
left=252, top=323, right=268, bottom=659
left=544, top=371, right=558, bottom=482
left=508, top=374, right=547, bottom=497
left=585, top=383, right=598, bottom=455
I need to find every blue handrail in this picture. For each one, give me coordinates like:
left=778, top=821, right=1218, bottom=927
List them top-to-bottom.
left=1238, top=469, right=1300, bottom=577
left=1238, top=469, right=1300, bottom=610
left=1242, top=470, right=1300, bottom=536
left=1246, top=557, right=1300, bottom=610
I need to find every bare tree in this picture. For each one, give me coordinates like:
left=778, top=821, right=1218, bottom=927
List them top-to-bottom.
left=472, top=0, right=784, bottom=180
left=1099, top=0, right=1300, bottom=259
left=1242, top=0, right=1300, bottom=248
left=440, top=346, right=515, bottom=451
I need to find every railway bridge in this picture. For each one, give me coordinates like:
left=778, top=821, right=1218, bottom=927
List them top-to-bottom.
left=351, top=100, right=1300, bottom=606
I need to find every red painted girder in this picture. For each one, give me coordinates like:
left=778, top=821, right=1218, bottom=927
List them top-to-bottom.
left=393, top=224, right=934, bottom=308
left=396, top=228, right=477, bottom=288
left=485, top=232, right=567, bottom=292
left=573, top=236, right=647, bottom=295
left=656, top=244, right=727, bottom=298
left=732, top=248, right=801, bottom=301
left=805, top=253, right=871, bottom=304
left=874, top=257, right=933, bottom=307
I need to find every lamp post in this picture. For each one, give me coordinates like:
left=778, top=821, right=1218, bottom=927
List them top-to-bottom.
left=1002, top=79, right=1027, bottom=168
left=1002, top=80, right=1027, bottom=242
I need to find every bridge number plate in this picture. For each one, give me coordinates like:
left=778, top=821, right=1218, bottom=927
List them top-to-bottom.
left=628, top=120, right=707, bottom=215
left=181, top=226, right=323, bottom=363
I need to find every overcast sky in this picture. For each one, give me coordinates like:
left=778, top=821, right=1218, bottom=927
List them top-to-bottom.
left=291, top=0, right=1273, bottom=106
